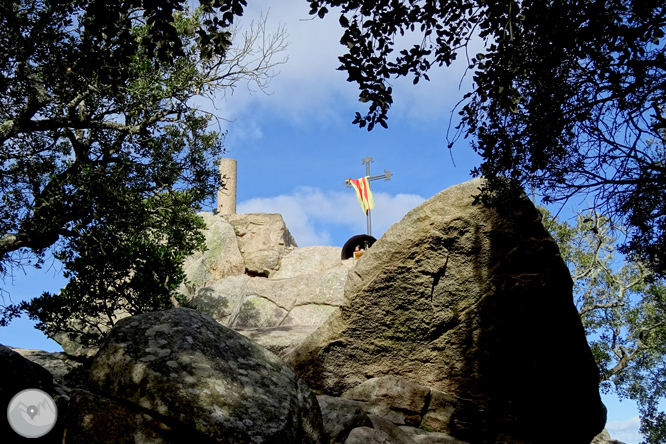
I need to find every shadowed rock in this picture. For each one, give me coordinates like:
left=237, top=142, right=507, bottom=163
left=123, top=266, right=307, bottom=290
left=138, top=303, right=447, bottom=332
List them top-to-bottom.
left=284, top=177, right=606, bottom=444
left=87, top=308, right=323, bottom=444
left=341, top=376, right=430, bottom=426
left=317, top=395, right=372, bottom=444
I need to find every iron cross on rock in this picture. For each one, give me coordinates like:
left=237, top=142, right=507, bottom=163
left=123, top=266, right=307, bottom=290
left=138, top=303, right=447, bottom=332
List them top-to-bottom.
left=345, top=156, right=392, bottom=236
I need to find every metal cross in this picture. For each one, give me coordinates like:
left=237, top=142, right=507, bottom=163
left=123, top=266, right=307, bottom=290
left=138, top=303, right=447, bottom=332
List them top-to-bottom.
left=345, top=156, right=392, bottom=236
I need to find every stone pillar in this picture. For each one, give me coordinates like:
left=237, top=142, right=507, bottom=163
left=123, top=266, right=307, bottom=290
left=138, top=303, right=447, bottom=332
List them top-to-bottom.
left=217, top=158, right=237, bottom=215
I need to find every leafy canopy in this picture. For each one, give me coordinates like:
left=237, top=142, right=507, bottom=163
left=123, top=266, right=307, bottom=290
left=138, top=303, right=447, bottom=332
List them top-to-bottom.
left=0, top=0, right=288, bottom=346
left=308, top=0, right=666, bottom=276
left=542, top=208, right=666, bottom=444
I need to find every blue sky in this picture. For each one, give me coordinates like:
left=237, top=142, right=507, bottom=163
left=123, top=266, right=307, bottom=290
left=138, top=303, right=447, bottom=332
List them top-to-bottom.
left=0, top=1, right=647, bottom=442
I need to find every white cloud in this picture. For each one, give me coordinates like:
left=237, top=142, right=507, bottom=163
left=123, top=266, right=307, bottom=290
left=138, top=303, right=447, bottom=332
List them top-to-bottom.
left=218, top=0, right=477, bottom=133
left=219, top=1, right=359, bottom=126
left=237, top=187, right=425, bottom=247
left=606, top=416, right=643, bottom=444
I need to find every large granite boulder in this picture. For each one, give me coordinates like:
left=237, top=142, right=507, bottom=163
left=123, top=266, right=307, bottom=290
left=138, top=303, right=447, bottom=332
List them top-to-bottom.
left=284, top=178, right=606, bottom=444
left=182, top=212, right=298, bottom=293
left=54, top=213, right=346, bottom=357
left=223, top=213, right=297, bottom=276
left=188, top=274, right=251, bottom=324
left=86, top=307, right=323, bottom=444
left=235, top=325, right=319, bottom=356
left=331, top=376, right=458, bottom=437
left=62, top=390, right=177, bottom=444
left=365, top=415, right=420, bottom=444
left=344, top=427, right=407, bottom=444
left=398, top=427, right=470, bottom=444
left=591, top=429, right=625, bottom=444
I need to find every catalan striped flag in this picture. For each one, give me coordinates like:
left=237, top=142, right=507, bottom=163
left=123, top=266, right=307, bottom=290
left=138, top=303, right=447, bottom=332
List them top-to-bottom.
left=349, top=176, right=375, bottom=215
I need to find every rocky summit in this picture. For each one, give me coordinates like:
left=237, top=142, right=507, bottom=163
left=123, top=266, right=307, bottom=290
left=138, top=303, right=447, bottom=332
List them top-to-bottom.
left=284, top=177, right=606, bottom=444
left=1, top=178, right=618, bottom=444
left=183, top=213, right=353, bottom=338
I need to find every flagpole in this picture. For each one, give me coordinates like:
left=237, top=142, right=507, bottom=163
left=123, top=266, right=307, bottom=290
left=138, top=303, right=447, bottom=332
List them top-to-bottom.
left=363, top=156, right=373, bottom=236
left=345, top=157, right=391, bottom=238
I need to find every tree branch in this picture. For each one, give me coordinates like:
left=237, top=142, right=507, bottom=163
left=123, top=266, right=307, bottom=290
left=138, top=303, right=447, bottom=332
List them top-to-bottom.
left=579, top=301, right=624, bottom=316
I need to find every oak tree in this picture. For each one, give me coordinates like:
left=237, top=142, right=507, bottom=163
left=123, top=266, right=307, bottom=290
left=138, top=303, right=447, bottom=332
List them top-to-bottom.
left=0, top=1, right=287, bottom=347
left=543, top=208, right=666, bottom=444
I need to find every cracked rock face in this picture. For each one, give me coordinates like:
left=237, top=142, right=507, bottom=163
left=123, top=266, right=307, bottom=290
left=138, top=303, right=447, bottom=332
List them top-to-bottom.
left=284, top=177, right=606, bottom=444
left=181, top=212, right=298, bottom=296
left=182, top=212, right=246, bottom=288
left=223, top=213, right=297, bottom=277
left=189, top=246, right=354, bottom=331
left=88, top=308, right=323, bottom=444
left=341, top=376, right=431, bottom=427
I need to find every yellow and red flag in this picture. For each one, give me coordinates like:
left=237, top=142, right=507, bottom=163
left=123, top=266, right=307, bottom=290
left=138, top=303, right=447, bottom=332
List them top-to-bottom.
left=349, top=177, right=375, bottom=214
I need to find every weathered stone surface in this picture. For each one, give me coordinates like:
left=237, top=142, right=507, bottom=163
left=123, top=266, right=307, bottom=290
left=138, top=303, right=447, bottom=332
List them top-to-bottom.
left=284, top=177, right=605, bottom=444
left=181, top=212, right=245, bottom=292
left=223, top=213, right=297, bottom=276
left=182, top=214, right=352, bottom=332
left=273, top=246, right=348, bottom=279
left=190, top=262, right=350, bottom=329
left=240, top=265, right=350, bottom=327
left=188, top=274, right=250, bottom=325
left=230, top=293, right=288, bottom=328
left=281, top=303, right=339, bottom=327
left=89, top=308, right=323, bottom=444
left=52, top=309, right=131, bottom=358
left=235, top=325, right=318, bottom=357
left=52, top=331, right=93, bottom=358
left=10, top=347, right=81, bottom=385
left=341, top=376, right=430, bottom=426
left=420, top=389, right=456, bottom=434
left=62, top=390, right=177, bottom=444
left=318, top=395, right=373, bottom=444
left=367, top=415, right=418, bottom=444
left=344, top=427, right=403, bottom=444
left=398, top=427, right=470, bottom=444
left=591, top=429, right=625, bottom=444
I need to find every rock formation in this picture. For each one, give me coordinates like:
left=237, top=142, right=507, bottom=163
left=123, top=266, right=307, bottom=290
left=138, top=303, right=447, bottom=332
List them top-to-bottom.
left=284, top=177, right=606, bottom=444
left=3, top=178, right=622, bottom=444
left=182, top=211, right=246, bottom=286
left=55, top=212, right=341, bottom=357
left=182, top=212, right=296, bottom=288
left=223, top=212, right=298, bottom=276
left=185, top=215, right=353, bottom=335
left=190, top=253, right=352, bottom=330
left=67, top=308, right=323, bottom=443
left=2, top=340, right=622, bottom=444
left=9, top=347, right=81, bottom=385
left=341, top=376, right=431, bottom=427
left=317, top=395, right=373, bottom=444
left=591, top=429, right=626, bottom=444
